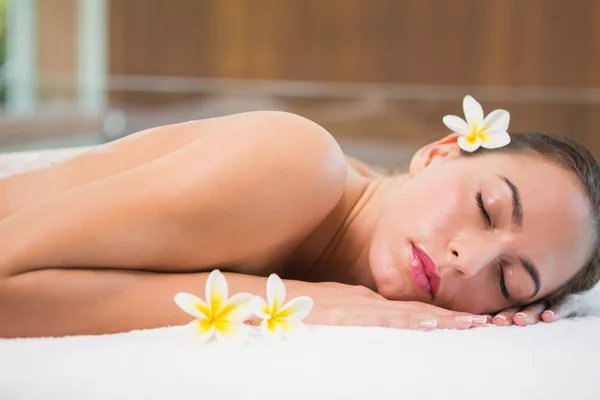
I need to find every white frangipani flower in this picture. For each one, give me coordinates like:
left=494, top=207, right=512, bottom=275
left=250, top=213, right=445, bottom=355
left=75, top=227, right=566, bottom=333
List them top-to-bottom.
left=443, top=95, right=511, bottom=152
left=174, top=270, right=253, bottom=343
left=252, top=274, right=314, bottom=341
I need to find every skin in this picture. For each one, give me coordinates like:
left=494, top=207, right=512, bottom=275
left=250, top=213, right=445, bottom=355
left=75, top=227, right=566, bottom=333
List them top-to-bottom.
left=0, top=111, right=593, bottom=337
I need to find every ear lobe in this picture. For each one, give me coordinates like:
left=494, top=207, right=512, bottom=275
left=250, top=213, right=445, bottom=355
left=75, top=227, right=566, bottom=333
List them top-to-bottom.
left=409, top=133, right=462, bottom=175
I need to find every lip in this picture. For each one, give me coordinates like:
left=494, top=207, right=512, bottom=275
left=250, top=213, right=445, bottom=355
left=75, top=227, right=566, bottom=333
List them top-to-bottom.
left=410, top=244, right=441, bottom=298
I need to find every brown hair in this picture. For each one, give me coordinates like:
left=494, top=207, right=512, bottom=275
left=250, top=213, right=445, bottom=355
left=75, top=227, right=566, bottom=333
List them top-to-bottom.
left=462, top=133, right=600, bottom=306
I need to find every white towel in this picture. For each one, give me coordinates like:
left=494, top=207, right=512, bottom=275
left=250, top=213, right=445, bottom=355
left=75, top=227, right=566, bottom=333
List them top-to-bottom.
left=1, top=319, right=599, bottom=400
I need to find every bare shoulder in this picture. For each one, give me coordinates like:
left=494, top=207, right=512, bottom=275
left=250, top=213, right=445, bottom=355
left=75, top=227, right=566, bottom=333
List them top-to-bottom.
left=189, top=110, right=349, bottom=211
left=197, top=110, right=345, bottom=167
left=148, top=111, right=352, bottom=270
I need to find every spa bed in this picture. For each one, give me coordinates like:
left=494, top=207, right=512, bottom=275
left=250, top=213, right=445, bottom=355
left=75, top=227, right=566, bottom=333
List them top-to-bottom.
left=1, top=147, right=599, bottom=400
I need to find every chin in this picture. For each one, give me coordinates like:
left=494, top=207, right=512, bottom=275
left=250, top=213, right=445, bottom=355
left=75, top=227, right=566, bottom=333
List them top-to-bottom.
left=368, top=237, right=426, bottom=301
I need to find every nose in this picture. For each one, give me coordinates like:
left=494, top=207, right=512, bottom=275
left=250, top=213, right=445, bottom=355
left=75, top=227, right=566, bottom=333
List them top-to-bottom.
left=448, top=231, right=507, bottom=278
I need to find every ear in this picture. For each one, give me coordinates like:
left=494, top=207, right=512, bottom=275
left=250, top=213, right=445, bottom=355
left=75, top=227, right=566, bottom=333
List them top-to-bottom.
left=409, top=133, right=462, bottom=175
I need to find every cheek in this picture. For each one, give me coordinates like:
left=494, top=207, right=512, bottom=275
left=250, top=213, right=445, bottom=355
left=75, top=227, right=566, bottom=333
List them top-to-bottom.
left=390, top=173, right=470, bottom=238
left=436, top=276, right=502, bottom=314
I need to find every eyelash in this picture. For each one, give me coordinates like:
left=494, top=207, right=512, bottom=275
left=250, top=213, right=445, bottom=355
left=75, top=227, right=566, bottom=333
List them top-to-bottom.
left=475, top=191, right=510, bottom=301
left=475, top=191, right=492, bottom=226
left=499, top=262, right=510, bottom=301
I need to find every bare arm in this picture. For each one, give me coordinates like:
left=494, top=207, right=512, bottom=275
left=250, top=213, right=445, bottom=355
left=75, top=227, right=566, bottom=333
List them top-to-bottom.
left=0, top=268, right=482, bottom=338
left=0, top=269, right=267, bottom=337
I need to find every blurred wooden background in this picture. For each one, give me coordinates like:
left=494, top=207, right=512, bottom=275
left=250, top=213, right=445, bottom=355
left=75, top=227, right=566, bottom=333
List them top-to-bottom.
left=25, top=0, right=600, bottom=159
left=106, top=0, right=600, bottom=153
left=110, top=0, right=600, bottom=87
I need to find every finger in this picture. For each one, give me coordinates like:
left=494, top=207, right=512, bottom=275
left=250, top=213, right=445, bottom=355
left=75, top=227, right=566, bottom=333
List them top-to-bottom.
left=542, top=290, right=600, bottom=322
left=541, top=297, right=583, bottom=322
left=542, top=301, right=570, bottom=323
left=396, top=302, right=488, bottom=328
left=513, top=302, right=546, bottom=326
left=417, top=305, right=491, bottom=329
left=401, top=306, right=485, bottom=330
left=492, top=307, right=519, bottom=326
left=541, top=309, right=558, bottom=323
left=349, top=311, right=486, bottom=331
left=403, top=312, right=473, bottom=331
left=409, top=312, right=489, bottom=331
left=347, top=313, right=427, bottom=330
left=436, top=313, right=488, bottom=330
left=395, top=314, right=474, bottom=331
left=472, top=314, right=491, bottom=327
left=483, top=314, right=493, bottom=324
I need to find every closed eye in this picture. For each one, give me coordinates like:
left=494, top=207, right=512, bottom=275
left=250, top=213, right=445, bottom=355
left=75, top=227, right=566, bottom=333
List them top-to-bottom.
left=476, top=191, right=491, bottom=226
left=476, top=192, right=511, bottom=301
left=499, top=262, right=510, bottom=301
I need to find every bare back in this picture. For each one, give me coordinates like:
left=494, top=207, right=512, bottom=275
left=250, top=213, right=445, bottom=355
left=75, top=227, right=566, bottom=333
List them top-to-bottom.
left=0, top=112, right=375, bottom=336
left=1, top=112, right=366, bottom=271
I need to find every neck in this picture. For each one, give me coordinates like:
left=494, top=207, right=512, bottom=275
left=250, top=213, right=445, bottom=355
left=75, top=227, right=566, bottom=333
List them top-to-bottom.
left=301, top=172, right=407, bottom=289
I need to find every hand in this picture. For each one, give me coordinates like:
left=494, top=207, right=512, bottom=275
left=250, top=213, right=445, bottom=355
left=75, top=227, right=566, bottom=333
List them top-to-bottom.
left=287, top=281, right=489, bottom=331
left=489, top=286, right=600, bottom=326
left=489, top=301, right=556, bottom=327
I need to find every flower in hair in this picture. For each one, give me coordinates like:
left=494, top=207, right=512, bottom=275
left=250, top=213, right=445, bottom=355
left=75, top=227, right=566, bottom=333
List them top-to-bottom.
left=443, top=95, right=511, bottom=152
left=174, top=270, right=253, bottom=343
left=251, top=274, right=314, bottom=341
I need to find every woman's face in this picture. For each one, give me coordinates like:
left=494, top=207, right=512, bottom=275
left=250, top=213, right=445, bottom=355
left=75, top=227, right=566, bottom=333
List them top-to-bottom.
left=368, top=134, right=595, bottom=315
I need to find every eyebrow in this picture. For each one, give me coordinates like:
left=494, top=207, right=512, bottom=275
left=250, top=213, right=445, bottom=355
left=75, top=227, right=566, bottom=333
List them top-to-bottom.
left=499, top=175, right=541, bottom=299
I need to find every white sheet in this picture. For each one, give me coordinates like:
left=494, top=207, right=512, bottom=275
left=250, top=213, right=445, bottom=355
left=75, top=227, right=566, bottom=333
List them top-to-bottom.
left=1, top=146, right=600, bottom=399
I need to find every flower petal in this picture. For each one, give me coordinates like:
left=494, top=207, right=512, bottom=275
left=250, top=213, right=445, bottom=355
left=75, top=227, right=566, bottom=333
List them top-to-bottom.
left=463, top=95, right=484, bottom=128
left=482, top=109, right=510, bottom=133
left=442, top=115, right=470, bottom=135
left=481, top=131, right=511, bottom=149
left=457, top=135, right=482, bottom=152
left=205, top=270, right=228, bottom=313
left=266, top=274, right=286, bottom=314
left=174, top=292, right=210, bottom=319
left=217, top=292, right=254, bottom=321
left=250, top=296, right=271, bottom=319
left=277, top=296, right=314, bottom=320
left=192, top=318, right=216, bottom=343
left=260, top=318, right=283, bottom=341
left=279, top=318, right=308, bottom=340
left=214, top=319, right=249, bottom=344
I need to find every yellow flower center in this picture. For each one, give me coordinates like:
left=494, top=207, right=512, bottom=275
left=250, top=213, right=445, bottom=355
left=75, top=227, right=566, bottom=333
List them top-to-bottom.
left=466, top=122, right=487, bottom=144
left=264, top=306, right=285, bottom=329
left=266, top=317, right=279, bottom=331
left=198, top=318, right=213, bottom=331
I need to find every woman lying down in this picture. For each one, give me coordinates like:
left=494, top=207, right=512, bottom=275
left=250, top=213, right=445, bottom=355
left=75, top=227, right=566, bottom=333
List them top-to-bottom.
left=0, top=95, right=598, bottom=339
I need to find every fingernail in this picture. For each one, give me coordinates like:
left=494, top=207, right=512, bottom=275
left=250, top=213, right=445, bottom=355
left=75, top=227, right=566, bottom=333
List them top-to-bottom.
left=543, top=310, right=556, bottom=319
left=514, top=312, right=526, bottom=318
left=493, top=315, right=507, bottom=320
left=455, top=316, right=473, bottom=323
left=471, top=316, right=488, bottom=324
left=421, top=319, right=438, bottom=328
